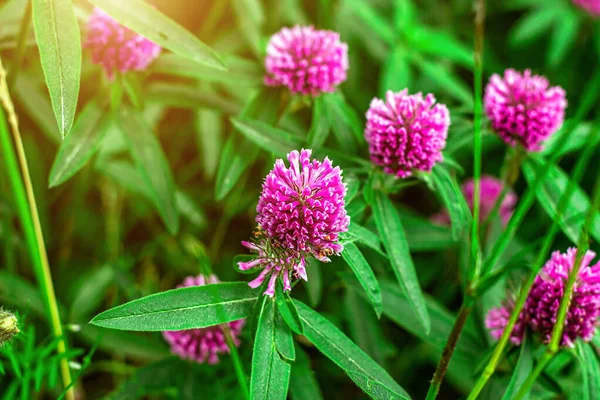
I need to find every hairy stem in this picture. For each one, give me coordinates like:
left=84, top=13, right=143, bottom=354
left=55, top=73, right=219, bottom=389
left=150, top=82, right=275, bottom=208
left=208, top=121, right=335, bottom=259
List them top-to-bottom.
left=0, top=59, right=74, bottom=399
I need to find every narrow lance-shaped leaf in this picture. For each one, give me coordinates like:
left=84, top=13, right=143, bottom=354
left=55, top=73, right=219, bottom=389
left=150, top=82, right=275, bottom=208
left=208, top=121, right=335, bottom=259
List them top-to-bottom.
left=31, top=0, right=81, bottom=137
left=89, top=0, right=226, bottom=70
left=546, top=9, right=578, bottom=67
left=408, top=27, right=473, bottom=68
left=380, top=46, right=412, bottom=95
left=152, top=53, right=262, bottom=85
left=410, top=54, right=473, bottom=106
left=14, top=76, right=61, bottom=143
left=215, top=87, right=283, bottom=200
left=322, top=92, right=363, bottom=152
left=307, top=96, right=330, bottom=149
left=49, top=99, right=111, bottom=188
left=118, top=107, right=179, bottom=234
left=231, top=117, right=304, bottom=157
left=523, top=156, right=600, bottom=245
left=98, top=159, right=205, bottom=229
left=431, top=164, right=471, bottom=239
left=371, top=190, right=430, bottom=333
left=397, top=207, right=457, bottom=252
left=346, top=222, right=386, bottom=257
left=341, top=242, right=383, bottom=318
left=305, top=258, right=323, bottom=307
left=346, top=277, right=484, bottom=356
left=275, top=281, right=304, bottom=334
left=90, top=282, right=257, bottom=331
left=344, top=288, right=387, bottom=366
left=250, top=296, right=291, bottom=400
left=294, top=300, right=411, bottom=399
left=274, top=309, right=295, bottom=363
left=501, top=332, right=533, bottom=400
left=577, top=341, right=600, bottom=400
left=289, top=347, right=324, bottom=400
left=348, top=371, right=409, bottom=400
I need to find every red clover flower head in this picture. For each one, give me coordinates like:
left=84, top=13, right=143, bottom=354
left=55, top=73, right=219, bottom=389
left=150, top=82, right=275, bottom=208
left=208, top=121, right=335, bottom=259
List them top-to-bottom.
left=573, top=0, right=600, bottom=17
left=85, top=8, right=162, bottom=79
left=264, top=26, right=348, bottom=95
left=484, top=69, right=567, bottom=152
left=365, top=90, right=450, bottom=178
left=239, top=149, right=350, bottom=297
left=432, top=175, right=517, bottom=226
left=486, top=248, right=600, bottom=347
left=162, top=275, right=244, bottom=364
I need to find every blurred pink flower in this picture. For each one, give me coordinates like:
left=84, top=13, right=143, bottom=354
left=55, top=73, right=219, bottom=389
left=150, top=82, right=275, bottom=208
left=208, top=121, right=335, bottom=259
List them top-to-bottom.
left=573, top=0, right=600, bottom=17
left=85, top=8, right=161, bottom=78
left=264, top=26, right=348, bottom=95
left=484, top=69, right=567, bottom=152
left=365, top=90, right=450, bottom=178
left=239, top=149, right=349, bottom=296
left=432, top=176, right=517, bottom=226
left=486, top=248, right=600, bottom=347
left=162, top=275, right=244, bottom=364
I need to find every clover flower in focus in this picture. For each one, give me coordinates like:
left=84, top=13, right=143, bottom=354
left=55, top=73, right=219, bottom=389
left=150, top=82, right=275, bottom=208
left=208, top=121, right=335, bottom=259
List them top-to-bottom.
left=573, top=0, right=600, bottom=17
left=85, top=8, right=162, bottom=78
left=264, top=26, right=348, bottom=95
left=484, top=69, right=567, bottom=152
left=365, top=90, right=450, bottom=178
left=239, top=149, right=350, bottom=297
left=432, top=175, right=518, bottom=226
left=486, top=248, right=600, bottom=347
left=162, top=275, right=245, bottom=364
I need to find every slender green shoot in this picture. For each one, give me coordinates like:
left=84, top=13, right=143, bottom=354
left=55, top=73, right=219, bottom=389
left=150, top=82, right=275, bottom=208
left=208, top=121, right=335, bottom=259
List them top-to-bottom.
left=424, top=1, right=485, bottom=398
left=0, top=58, right=75, bottom=399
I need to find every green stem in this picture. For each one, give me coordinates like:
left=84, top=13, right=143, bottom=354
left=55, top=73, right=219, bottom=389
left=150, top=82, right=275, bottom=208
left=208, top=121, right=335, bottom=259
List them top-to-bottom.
left=8, top=0, right=32, bottom=88
left=468, top=0, right=485, bottom=283
left=424, top=2, right=485, bottom=398
left=0, top=60, right=75, bottom=399
left=468, top=125, right=600, bottom=399
left=425, top=297, right=475, bottom=400
left=223, top=325, right=250, bottom=400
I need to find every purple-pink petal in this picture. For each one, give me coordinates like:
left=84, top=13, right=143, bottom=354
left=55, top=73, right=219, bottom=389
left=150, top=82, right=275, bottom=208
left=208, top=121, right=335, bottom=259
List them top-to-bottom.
left=573, top=0, right=600, bottom=16
left=85, top=8, right=161, bottom=78
left=264, top=26, right=348, bottom=95
left=484, top=69, right=567, bottom=152
left=365, top=89, right=450, bottom=178
left=240, top=149, right=349, bottom=296
left=486, top=248, right=600, bottom=347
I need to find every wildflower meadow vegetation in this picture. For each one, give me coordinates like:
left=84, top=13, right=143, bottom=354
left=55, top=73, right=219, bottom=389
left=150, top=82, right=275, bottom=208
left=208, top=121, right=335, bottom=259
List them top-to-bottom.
left=1, top=0, right=600, bottom=398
